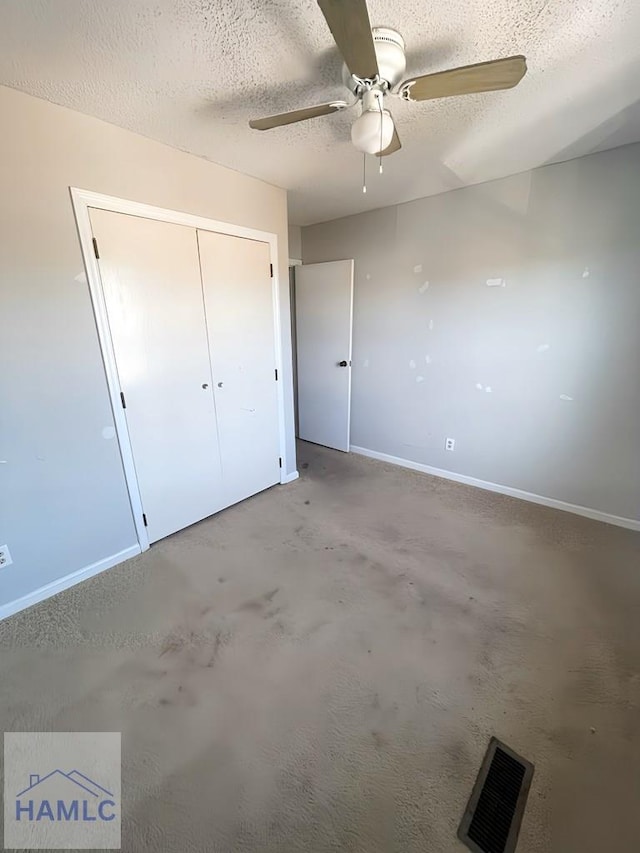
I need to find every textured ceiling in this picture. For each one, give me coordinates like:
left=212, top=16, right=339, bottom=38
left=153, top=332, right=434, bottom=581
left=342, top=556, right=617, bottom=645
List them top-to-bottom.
left=1, top=0, right=639, bottom=225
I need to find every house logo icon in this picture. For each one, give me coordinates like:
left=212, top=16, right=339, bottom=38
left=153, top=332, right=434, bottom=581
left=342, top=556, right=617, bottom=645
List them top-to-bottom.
left=4, top=731, right=121, bottom=849
left=15, top=769, right=117, bottom=823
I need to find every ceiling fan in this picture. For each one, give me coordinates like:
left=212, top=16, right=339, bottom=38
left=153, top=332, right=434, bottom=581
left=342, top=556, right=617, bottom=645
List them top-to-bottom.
left=249, top=0, right=527, bottom=160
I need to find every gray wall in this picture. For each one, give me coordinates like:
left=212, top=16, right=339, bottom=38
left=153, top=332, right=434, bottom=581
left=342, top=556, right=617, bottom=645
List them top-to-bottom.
left=0, top=84, right=295, bottom=611
left=302, top=144, right=640, bottom=521
left=288, top=225, right=302, bottom=260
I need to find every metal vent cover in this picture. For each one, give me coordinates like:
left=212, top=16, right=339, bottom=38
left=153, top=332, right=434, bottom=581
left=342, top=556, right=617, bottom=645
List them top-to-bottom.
left=458, top=737, right=534, bottom=853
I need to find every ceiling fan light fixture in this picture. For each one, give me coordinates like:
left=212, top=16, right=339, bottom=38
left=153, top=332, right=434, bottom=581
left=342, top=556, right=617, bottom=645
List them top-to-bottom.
left=248, top=1, right=527, bottom=172
left=351, top=107, right=394, bottom=155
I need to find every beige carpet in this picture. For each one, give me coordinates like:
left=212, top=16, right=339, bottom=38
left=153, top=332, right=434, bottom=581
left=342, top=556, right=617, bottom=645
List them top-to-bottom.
left=1, top=442, right=638, bottom=852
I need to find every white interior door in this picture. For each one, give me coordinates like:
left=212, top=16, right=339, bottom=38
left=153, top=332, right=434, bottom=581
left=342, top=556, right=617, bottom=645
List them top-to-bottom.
left=89, top=209, right=224, bottom=543
left=197, top=230, right=281, bottom=508
left=295, top=260, right=354, bottom=451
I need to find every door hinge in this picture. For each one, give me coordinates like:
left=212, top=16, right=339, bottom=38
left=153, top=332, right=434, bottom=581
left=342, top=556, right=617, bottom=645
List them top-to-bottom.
left=92, top=237, right=100, bottom=259
left=270, top=263, right=273, bottom=278
left=275, top=368, right=278, bottom=381
left=120, top=391, right=126, bottom=409
left=278, top=457, right=282, bottom=468
left=142, top=513, right=148, bottom=527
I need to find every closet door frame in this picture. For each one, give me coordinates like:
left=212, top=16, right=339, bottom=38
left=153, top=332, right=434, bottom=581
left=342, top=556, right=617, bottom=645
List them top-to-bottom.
left=70, top=187, right=289, bottom=552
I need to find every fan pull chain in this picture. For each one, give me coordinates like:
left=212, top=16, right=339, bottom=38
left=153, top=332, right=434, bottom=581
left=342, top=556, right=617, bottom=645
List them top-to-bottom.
left=379, top=97, right=384, bottom=174
left=362, top=152, right=367, bottom=193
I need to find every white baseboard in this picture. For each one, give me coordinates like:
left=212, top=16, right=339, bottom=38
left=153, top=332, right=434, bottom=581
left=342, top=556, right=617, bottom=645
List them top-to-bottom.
left=350, top=446, right=640, bottom=531
left=281, top=470, right=300, bottom=484
left=0, top=545, right=141, bottom=622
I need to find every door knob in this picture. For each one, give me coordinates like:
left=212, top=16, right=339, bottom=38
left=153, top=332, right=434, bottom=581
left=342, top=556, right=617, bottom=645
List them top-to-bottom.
left=338, top=360, right=348, bottom=367
left=217, top=381, right=224, bottom=388
left=202, top=383, right=209, bottom=389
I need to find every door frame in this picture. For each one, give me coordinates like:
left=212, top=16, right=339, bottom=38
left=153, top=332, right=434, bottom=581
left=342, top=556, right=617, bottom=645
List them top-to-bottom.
left=70, top=187, right=290, bottom=552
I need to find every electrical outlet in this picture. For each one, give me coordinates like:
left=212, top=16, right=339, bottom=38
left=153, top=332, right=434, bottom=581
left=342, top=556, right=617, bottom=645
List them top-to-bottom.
left=445, top=438, right=455, bottom=452
left=0, top=544, right=13, bottom=568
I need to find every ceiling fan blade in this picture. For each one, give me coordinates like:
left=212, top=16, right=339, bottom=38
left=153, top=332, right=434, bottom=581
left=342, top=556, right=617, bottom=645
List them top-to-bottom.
left=317, top=0, right=378, bottom=79
left=400, top=55, right=527, bottom=102
left=249, top=101, right=350, bottom=130
left=376, top=127, right=401, bottom=157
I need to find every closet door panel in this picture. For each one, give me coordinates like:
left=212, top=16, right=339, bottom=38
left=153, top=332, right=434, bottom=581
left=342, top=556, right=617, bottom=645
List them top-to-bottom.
left=89, top=209, right=224, bottom=542
left=197, top=230, right=280, bottom=507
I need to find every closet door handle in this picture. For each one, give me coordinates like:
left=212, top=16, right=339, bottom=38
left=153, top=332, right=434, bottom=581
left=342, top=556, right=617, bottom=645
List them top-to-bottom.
left=217, top=381, right=224, bottom=388
left=202, top=383, right=209, bottom=389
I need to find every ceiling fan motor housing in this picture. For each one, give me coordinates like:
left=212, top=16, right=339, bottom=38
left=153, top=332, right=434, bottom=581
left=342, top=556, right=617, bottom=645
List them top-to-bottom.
left=343, top=27, right=406, bottom=93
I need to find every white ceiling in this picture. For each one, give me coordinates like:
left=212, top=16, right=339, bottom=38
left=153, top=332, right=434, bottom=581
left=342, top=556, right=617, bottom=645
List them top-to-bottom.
left=1, top=0, right=639, bottom=225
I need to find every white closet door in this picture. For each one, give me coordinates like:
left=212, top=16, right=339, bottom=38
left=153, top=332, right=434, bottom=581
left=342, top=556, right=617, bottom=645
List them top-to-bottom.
left=89, top=209, right=223, bottom=543
left=197, top=230, right=280, bottom=508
